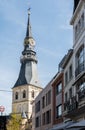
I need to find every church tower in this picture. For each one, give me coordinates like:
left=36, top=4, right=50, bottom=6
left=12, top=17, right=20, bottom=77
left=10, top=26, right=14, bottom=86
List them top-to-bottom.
left=12, top=9, right=42, bottom=119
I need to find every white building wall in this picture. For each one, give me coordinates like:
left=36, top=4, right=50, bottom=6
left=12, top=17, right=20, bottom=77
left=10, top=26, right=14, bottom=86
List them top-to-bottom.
left=72, top=0, right=85, bottom=97
left=64, top=55, right=74, bottom=98
left=12, top=85, right=42, bottom=119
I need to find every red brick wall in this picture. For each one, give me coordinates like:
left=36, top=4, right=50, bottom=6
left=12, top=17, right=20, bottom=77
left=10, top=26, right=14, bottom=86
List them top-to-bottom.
left=52, top=72, right=64, bottom=125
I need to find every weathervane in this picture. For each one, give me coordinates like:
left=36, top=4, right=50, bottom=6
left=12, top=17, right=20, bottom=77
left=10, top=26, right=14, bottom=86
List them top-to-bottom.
left=28, top=7, right=31, bottom=15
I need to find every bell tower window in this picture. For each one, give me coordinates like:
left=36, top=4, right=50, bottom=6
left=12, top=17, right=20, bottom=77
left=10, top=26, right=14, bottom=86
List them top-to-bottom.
left=23, top=90, right=26, bottom=98
left=31, top=90, right=34, bottom=98
left=15, top=92, right=18, bottom=100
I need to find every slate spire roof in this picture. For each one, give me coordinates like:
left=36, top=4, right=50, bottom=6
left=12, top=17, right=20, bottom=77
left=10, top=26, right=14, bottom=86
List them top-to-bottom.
left=26, top=8, right=32, bottom=38
left=13, top=10, right=40, bottom=88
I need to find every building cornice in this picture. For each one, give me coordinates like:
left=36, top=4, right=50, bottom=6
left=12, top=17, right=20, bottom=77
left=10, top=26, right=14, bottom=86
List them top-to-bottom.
left=70, top=0, right=84, bottom=25
left=59, top=49, right=73, bottom=69
left=51, top=71, right=63, bottom=86
left=12, top=84, right=43, bottom=90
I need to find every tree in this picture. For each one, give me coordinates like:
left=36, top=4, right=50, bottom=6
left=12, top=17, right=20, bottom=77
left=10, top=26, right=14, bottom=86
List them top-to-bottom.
left=6, top=113, right=22, bottom=130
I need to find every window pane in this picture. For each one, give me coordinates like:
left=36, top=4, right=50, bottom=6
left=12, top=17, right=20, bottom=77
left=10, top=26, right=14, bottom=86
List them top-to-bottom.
left=75, top=45, right=84, bottom=76
left=69, top=65, right=72, bottom=79
left=65, top=72, right=68, bottom=85
left=56, top=83, right=62, bottom=95
left=69, top=88, right=72, bottom=98
left=23, top=90, right=26, bottom=98
left=32, top=91, right=34, bottom=98
left=15, top=92, right=18, bottom=100
left=65, top=92, right=68, bottom=102
left=42, top=96, right=45, bottom=108
left=35, top=101, right=40, bottom=113
left=56, top=105, right=62, bottom=118
left=58, top=105, right=62, bottom=116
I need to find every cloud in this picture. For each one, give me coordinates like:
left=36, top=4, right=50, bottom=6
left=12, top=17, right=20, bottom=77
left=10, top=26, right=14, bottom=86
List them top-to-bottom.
left=37, top=47, right=62, bottom=59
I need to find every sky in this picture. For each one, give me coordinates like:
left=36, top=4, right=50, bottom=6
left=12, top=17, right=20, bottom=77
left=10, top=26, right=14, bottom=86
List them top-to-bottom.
left=0, top=0, right=73, bottom=114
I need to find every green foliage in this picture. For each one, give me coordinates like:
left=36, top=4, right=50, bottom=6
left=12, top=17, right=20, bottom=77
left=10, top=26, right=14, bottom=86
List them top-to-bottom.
left=6, top=113, right=22, bottom=130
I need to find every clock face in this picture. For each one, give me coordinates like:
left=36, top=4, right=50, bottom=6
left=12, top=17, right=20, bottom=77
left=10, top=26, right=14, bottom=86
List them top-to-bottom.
left=24, top=38, right=35, bottom=47
left=29, top=38, right=35, bottom=46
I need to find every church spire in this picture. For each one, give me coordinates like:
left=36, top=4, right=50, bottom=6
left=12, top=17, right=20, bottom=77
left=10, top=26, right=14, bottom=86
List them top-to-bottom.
left=12, top=7, right=42, bottom=119
left=24, top=8, right=35, bottom=47
left=26, top=8, right=32, bottom=38
left=13, top=9, right=40, bottom=88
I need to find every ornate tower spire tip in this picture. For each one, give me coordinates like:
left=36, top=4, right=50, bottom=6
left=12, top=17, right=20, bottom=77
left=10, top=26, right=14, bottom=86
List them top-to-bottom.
left=24, top=7, right=35, bottom=47
left=28, top=7, right=31, bottom=15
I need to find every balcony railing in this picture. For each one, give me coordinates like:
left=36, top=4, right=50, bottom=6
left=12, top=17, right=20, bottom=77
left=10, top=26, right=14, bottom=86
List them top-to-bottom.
left=75, top=62, right=85, bottom=77
left=78, top=85, right=85, bottom=100
left=64, top=96, right=78, bottom=113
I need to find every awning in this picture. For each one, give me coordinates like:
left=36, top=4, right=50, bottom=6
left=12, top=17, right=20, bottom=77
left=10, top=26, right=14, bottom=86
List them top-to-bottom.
left=67, top=120, right=85, bottom=129
left=66, top=128, right=82, bottom=130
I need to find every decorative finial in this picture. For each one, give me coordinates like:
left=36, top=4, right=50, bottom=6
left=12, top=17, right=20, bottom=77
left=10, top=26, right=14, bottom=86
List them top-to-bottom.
left=28, top=7, right=31, bottom=15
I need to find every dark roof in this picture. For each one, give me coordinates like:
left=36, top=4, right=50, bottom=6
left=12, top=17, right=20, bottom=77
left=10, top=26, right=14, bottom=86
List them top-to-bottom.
left=73, top=0, right=80, bottom=13
left=13, top=10, right=42, bottom=89
left=26, top=10, right=32, bottom=38
left=13, top=64, right=27, bottom=88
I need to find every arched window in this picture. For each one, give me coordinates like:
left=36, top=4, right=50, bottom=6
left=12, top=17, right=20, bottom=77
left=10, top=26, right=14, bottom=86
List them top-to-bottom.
left=23, top=90, right=26, bottom=98
left=31, top=90, right=34, bottom=98
left=15, top=92, right=18, bottom=100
